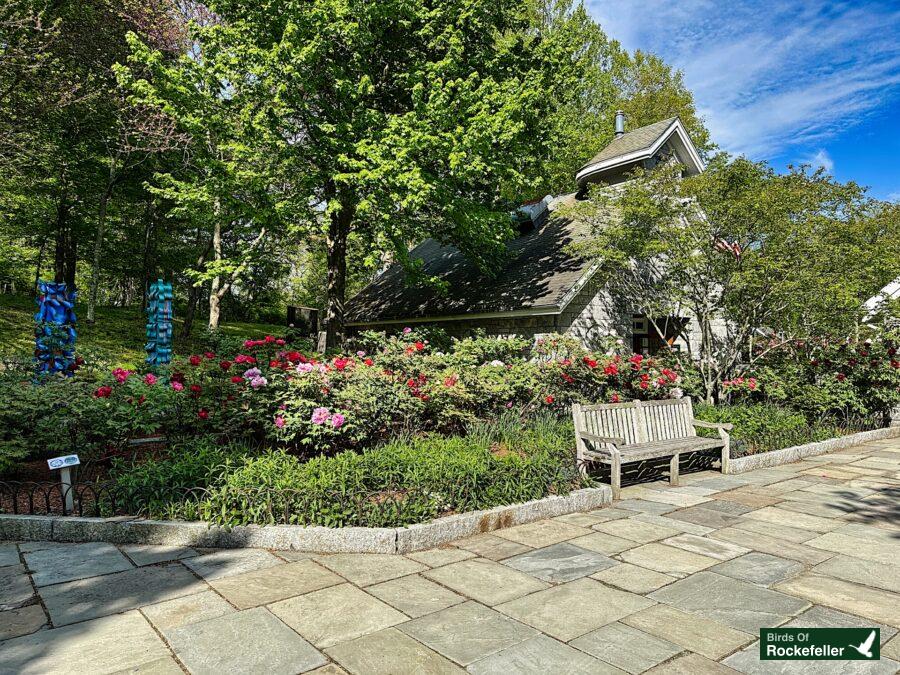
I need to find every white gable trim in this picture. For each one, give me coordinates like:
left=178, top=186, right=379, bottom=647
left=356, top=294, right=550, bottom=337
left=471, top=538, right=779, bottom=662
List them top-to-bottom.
left=575, top=118, right=705, bottom=184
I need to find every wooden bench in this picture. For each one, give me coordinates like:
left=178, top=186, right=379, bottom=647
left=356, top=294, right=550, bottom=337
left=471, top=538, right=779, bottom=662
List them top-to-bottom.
left=572, top=397, right=732, bottom=500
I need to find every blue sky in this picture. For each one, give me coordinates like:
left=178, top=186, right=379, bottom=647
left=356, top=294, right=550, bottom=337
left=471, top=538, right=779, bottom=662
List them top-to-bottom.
left=587, top=0, right=900, bottom=200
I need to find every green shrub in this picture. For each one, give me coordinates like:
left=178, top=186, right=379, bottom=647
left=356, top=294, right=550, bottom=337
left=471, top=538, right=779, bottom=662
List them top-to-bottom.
left=693, top=402, right=876, bottom=456
left=693, top=403, right=807, bottom=440
left=111, top=413, right=585, bottom=527
left=107, top=438, right=254, bottom=517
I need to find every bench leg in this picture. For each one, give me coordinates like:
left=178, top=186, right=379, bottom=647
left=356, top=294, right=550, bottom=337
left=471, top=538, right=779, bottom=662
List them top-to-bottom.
left=720, top=437, right=731, bottom=475
left=669, top=453, right=680, bottom=486
left=610, top=455, right=621, bottom=501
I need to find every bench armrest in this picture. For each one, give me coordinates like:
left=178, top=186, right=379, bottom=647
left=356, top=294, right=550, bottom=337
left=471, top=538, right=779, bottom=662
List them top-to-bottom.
left=692, top=420, right=733, bottom=431
left=578, top=432, right=624, bottom=445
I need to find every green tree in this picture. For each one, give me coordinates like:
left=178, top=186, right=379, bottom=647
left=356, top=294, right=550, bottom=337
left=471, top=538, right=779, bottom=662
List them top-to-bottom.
left=122, top=0, right=624, bottom=347
left=612, top=50, right=713, bottom=155
left=568, top=156, right=900, bottom=401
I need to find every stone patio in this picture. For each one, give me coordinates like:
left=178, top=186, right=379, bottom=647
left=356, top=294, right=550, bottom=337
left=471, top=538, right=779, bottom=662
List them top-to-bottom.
left=1, top=437, right=900, bottom=674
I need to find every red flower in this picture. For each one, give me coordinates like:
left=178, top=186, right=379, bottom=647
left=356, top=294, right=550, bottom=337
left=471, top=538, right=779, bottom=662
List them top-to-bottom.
left=264, top=335, right=275, bottom=343
left=276, top=338, right=286, bottom=346
left=414, top=341, right=425, bottom=351
left=204, top=351, right=216, bottom=359
left=285, top=351, right=302, bottom=363
left=234, top=354, right=256, bottom=364
left=628, top=354, right=644, bottom=369
left=189, top=355, right=201, bottom=366
left=333, top=357, right=350, bottom=371
left=364, top=358, right=374, bottom=367
left=583, top=358, right=597, bottom=369
left=270, top=359, right=280, bottom=368
left=220, top=360, right=232, bottom=371
left=891, top=360, right=899, bottom=369
left=603, top=363, right=619, bottom=376
left=171, top=371, right=185, bottom=384
left=562, top=373, right=574, bottom=384
left=836, top=373, right=846, bottom=382
left=444, top=374, right=459, bottom=387
left=231, top=375, right=243, bottom=384
left=639, top=381, right=649, bottom=389
left=190, top=384, right=202, bottom=397
left=94, top=386, right=113, bottom=398
left=610, top=393, right=620, bottom=403
left=544, top=395, right=555, bottom=404
left=197, top=409, right=209, bottom=420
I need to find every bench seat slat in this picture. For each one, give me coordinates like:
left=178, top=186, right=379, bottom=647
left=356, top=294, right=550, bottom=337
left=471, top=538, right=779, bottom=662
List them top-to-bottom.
left=582, top=436, right=724, bottom=462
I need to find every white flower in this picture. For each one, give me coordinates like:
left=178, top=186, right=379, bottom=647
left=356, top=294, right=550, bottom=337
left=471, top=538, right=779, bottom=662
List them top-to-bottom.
left=489, top=360, right=505, bottom=367
left=670, top=387, right=684, bottom=399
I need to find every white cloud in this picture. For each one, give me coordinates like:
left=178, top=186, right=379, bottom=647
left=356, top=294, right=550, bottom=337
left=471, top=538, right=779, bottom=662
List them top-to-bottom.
left=586, top=0, right=900, bottom=160
left=801, top=149, right=834, bottom=173
left=887, top=191, right=900, bottom=203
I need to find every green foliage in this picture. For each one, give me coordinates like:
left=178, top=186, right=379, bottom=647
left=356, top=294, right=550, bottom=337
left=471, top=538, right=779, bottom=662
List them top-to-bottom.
left=568, top=156, right=900, bottom=401
left=693, top=402, right=807, bottom=440
left=110, top=413, right=584, bottom=527
left=108, top=438, right=253, bottom=518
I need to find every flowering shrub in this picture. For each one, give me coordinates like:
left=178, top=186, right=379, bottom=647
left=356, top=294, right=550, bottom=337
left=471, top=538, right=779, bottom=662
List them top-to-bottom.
left=1, top=330, right=689, bottom=471
left=726, top=331, right=900, bottom=422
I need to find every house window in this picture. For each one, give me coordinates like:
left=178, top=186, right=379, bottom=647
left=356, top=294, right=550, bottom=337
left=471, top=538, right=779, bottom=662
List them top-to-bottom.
left=632, top=315, right=648, bottom=334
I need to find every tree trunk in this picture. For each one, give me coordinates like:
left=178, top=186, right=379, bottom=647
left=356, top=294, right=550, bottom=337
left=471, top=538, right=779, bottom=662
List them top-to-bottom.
left=87, top=184, right=113, bottom=323
left=53, top=197, right=76, bottom=288
left=141, top=199, right=156, bottom=308
left=322, top=200, right=353, bottom=351
left=208, top=216, right=222, bottom=330
left=33, top=236, right=46, bottom=293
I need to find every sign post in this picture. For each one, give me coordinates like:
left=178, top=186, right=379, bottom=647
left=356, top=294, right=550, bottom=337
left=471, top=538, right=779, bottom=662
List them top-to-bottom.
left=47, top=455, right=80, bottom=514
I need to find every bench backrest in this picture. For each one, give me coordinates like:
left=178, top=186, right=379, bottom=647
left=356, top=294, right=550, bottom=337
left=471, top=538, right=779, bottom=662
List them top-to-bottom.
left=573, top=397, right=696, bottom=445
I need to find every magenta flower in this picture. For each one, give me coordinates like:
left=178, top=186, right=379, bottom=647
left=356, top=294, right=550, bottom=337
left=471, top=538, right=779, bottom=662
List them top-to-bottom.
left=403, top=327, right=412, bottom=334
left=143, top=373, right=158, bottom=386
left=250, top=376, right=268, bottom=389
left=171, top=381, right=184, bottom=391
left=311, top=407, right=330, bottom=425
left=331, top=413, right=345, bottom=429
left=274, top=416, right=285, bottom=429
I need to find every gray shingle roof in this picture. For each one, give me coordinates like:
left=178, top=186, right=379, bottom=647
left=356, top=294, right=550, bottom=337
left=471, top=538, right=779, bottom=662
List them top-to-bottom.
left=579, top=117, right=677, bottom=171
left=345, top=196, right=595, bottom=324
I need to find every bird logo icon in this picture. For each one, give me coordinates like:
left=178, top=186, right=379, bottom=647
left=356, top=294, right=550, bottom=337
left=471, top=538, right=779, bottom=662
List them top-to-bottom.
left=850, top=630, right=876, bottom=659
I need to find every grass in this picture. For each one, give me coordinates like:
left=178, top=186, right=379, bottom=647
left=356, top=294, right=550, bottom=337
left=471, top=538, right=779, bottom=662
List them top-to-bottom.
left=0, top=293, right=288, bottom=368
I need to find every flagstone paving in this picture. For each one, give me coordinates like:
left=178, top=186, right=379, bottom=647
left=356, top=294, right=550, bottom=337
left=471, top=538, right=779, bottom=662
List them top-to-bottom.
left=2, top=436, right=900, bottom=673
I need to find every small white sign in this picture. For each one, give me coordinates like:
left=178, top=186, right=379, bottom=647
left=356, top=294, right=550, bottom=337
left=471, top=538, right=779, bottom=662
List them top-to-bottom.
left=47, top=455, right=80, bottom=470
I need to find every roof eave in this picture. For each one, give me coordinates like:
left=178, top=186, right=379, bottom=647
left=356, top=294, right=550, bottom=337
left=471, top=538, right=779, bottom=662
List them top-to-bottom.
left=575, top=119, right=704, bottom=184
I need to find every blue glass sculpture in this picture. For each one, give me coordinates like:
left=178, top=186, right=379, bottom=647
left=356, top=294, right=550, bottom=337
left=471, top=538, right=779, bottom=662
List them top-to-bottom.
left=146, top=279, right=173, bottom=365
left=34, top=281, right=77, bottom=377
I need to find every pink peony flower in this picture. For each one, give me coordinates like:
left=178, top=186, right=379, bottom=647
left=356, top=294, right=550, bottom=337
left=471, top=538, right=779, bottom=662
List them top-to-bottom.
left=403, top=327, right=412, bottom=334
left=356, top=350, right=366, bottom=357
left=189, top=355, right=201, bottom=366
left=243, top=367, right=262, bottom=380
left=112, top=368, right=131, bottom=383
left=143, top=373, right=158, bottom=386
left=250, top=376, right=267, bottom=389
left=171, top=381, right=184, bottom=391
left=94, top=385, right=113, bottom=398
left=311, top=407, right=330, bottom=425
left=330, top=413, right=345, bottom=429
left=274, top=416, right=285, bottom=429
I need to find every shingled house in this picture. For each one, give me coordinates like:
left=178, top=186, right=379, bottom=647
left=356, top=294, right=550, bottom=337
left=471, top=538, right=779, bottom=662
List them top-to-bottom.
left=345, top=114, right=707, bottom=353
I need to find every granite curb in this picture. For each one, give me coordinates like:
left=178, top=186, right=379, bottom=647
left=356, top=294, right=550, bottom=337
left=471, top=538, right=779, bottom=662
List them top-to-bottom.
left=725, top=426, right=900, bottom=474
left=0, top=486, right=612, bottom=554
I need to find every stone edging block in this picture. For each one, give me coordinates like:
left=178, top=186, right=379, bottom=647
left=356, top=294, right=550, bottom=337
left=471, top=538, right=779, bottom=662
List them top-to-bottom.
left=726, top=426, right=900, bottom=474
left=0, top=485, right=612, bottom=554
